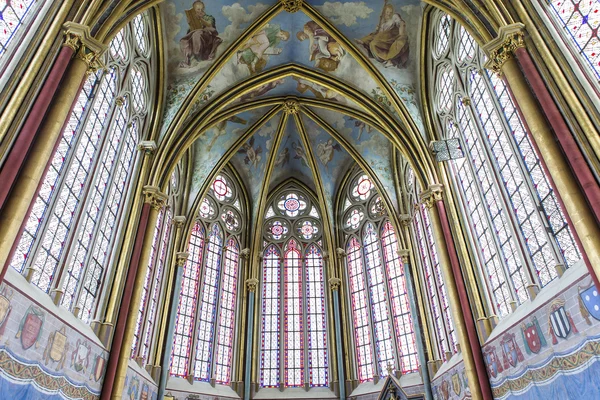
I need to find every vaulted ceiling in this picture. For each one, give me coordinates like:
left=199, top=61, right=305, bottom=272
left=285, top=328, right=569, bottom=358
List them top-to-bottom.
left=154, top=0, right=433, bottom=224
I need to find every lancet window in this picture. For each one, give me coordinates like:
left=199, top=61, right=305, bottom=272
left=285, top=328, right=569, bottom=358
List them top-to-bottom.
left=428, top=10, right=581, bottom=318
left=9, top=13, right=156, bottom=323
left=340, top=171, right=418, bottom=382
left=170, top=172, right=245, bottom=385
left=259, top=185, right=329, bottom=388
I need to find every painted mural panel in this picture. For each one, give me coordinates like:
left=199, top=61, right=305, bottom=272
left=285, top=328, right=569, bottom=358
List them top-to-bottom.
left=0, top=270, right=108, bottom=400
left=123, top=363, right=158, bottom=400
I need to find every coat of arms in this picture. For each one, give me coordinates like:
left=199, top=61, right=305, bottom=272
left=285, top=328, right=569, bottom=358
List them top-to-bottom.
left=579, top=283, right=600, bottom=324
left=0, top=286, right=13, bottom=339
left=548, top=298, right=578, bottom=344
left=16, top=305, right=44, bottom=349
left=521, top=316, right=547, bottom=354
left=43, top=326, right=69, bottom=371
left=500, top=332, right=524, bottom=368
left=71, top=339, right=91, bottom=373
left=483, top=345, right=503, bottom=378
left=90, top=354, right=107, bottom=382
left=451, top=371, right=461, bottom=395
left=439, top=380, right=450, bottom=400
left=140, top=382, right=149, bottom=400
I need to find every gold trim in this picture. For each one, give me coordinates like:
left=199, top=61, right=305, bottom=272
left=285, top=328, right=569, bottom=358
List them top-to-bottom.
left=483, top=23, right=526, bottom=74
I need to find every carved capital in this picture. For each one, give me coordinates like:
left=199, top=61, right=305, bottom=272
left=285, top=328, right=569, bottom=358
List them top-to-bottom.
left=280, top=0, right=303, bottom=13
left=63, top=22, right=107, bottom=73
left=483, top=23, right=526, bottom=74
left=283, top=98, right=300, bottom=114
left=137, top=140, right=157, bottom=156
left=419, top=184, right=443, bottom=209
left=143, top=185, right=168, bottom=211
left=399, top=214, right=413, bottom=229
left=173, top=216, right=186, bottom=229
left=335, top=247, right=346, bottom=258
left=240, top=248, right=251, bottom=260
left=397, top=249, right=410, bottom=264
left=176, top=252, right=189, bottom=267
left=328, top=277, right=342, bottom=291
left=246, top=278, right=259, bottom=292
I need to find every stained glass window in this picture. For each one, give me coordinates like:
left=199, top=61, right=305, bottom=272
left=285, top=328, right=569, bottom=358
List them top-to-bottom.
left=0, top=0, right=45, bottom=69
left=548, top=0, right=600, bottom=79
left=428, top=11, right=582, bottom=317
left=9, top=14, right=155, bottom=323
left=340, top=170, right=419, bottom=380
left=170, top=171, right=244, bottom=385
left=259, top=185, right=329, bottom=388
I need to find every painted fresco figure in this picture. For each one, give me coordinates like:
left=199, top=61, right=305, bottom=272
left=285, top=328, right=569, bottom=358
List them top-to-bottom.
left=179, top=1, right=222, bottom=67
left=356, top=2, right=409, bottom=68
left=296, top=21, right=345, bottom=72
left=238, top=25, right=290, bottom=75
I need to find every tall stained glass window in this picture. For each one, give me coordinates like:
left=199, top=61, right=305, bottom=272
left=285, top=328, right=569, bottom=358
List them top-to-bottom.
left=427, top=10, right=581, bottom=318
left=9, top=13, right=155, bottom=323
left=340, top=171, right=418, bottom=382
left=170, top=172, right=245, bottom=385
left=259, top=185, right=329, bottom=388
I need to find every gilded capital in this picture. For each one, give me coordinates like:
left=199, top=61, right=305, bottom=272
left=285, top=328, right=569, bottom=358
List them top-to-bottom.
left=280, top=0, right=303, bottom=13
left=63, top=22, right=107, bottom=73
left=483, top=23, right=526, bottom=74
left=283, top=98, right=300, bottom=114
left=137, top=140, right=157, bottom=156
left=419, top=184, right=443, bottom=209
left=143, top=185, right=168, bottom=211
left=399, top=214, right=413, bottom=229
left=173, top=216, right=186, bottom=229
left=335, top=247, right=346, bottom=258
left=240, top=248, right=251, bottom=260
left=397, top=249, right=410, bottom=264
left=176, top=252, right=189, bottom=267
left=329, top=277, right=342, bottom=291
left=246, top=278, right=259, bottom=292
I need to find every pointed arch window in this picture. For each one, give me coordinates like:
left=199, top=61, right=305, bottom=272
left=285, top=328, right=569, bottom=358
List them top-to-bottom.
left=427, top=11, right=581, bottom=318
left=8, top=14, right=155, bottom=323
left=340, top=171, right=418, bottom=382
left=170, top=172, right=245, bottom=385
left=259, top=185, right=329, bottom=388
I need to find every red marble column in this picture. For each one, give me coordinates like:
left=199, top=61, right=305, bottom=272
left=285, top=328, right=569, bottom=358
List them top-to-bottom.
left=0, top=46, right=74, bottom=210
left=515, top=47, right=600, bottom=223
left=435, top=199, right=493, bottom=400
left=100, top=203, right=150, bottom=400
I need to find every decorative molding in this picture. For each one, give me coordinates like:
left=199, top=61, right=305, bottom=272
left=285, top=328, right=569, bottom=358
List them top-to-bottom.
left=280, top=0, right=303, bottom=13
left=62, top=22, right=106, bottom=72
left=483, top=23, right=526, bottom=74
left=283, top=98, right=300, bottom=114
left=137, top=140, right=157, bottom=155
left=419, top=184, right=443, bottom=209
left=142, top=185, right=168, bottom=211
left=399, top=213, right=413, bottom=228
left=173, top=216, right=186, bottom=229
left=335, top=247, right=346, bottom=258
left=240, top=248, right=251, bottom=260
left=397, top=249, right=410, bottom=264
left=175, top=252, right=189, bottom=267
left=328, top=277, right=341, bottom=291
left=246, top=278, right=259, bottom=292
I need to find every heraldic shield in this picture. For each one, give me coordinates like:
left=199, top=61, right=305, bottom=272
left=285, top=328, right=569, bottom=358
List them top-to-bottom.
left=580, top=284, right=600, bottom=321
left=548, top=298, right=578, bottom=344
left=16, top=306, right=44, bottom=349
left=521, top=316, right=546, bottom=355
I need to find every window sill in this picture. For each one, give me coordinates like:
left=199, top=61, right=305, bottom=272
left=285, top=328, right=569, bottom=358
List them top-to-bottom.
left=166, top=377, right=240, bottom=398
left=254, top=386, right=337, bottom=399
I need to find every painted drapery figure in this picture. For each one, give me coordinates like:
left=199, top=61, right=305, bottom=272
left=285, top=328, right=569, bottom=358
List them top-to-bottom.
left=179, top=1, right=222, bottom=67
left=357, top=2, right=409, bottom=68
left=297, top=21, right=345, bottom=72
left=238, top=25, right=290, bottom=75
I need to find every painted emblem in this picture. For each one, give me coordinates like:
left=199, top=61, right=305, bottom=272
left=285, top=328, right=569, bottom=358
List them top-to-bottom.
left=579, top=283, right=600, bottom=324
left=0, top=285, right=13, bottom=339
left=548, top=298, right=578, bottom=344
left=16, top=305, right=44, bottom=349
left=521, top=316, right=547, bottom=354
left=43, top=326, right=69, bottom=370
left=500, top=332, right=524, bottom=369
left=71, top=339, right=91, bottom=373
left=483, top=345, right=503, bottom=378
left=90, top=354, right=107, bottom=382
left=462, top=369, right=470, bottom=394
left=451, top=371, right=461, bottom=395
left=127, top=375, right=140, bottom=400
left=440, top=379, right=450, bottom=400
left=140, top=382, right=149, bottom=400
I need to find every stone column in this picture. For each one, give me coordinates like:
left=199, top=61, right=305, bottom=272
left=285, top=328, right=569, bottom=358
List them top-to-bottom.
left=0, top=23, right=105, bottom=282
left=484, top=24, right=600, bottom=289
left=420, top=185, right=491, bottom=400
left=101, top=186, right=168, bottom=400
left=244, top=277, right=259, bottom=400
left=329, top=277, right=346, bottom=400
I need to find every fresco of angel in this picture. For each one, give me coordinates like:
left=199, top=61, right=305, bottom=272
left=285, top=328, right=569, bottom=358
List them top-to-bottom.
left=179, top=1, right=222, bottom=67
left=356, top=1, right=409, bottom=68
left=296, top=21, right=345, bottom=72
left=238, top=25, right=290, bottom=75
left=294, top=78, right=347, bottom=104
left=238, top=136, right=262, bottom=168
left=316, top=139, right=342, bottom=167
left=292, top=141, right=309, bottom=167
left=275, top=147, right=290, bottom=167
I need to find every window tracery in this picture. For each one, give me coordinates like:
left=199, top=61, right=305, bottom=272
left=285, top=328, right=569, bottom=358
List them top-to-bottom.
left=0, top=0, right=46, bottom=70
left=427, top=10, right=581, bottom=318
left=9, top=14, right=155, bottom=323
left=340, top=170, right=418, bottom=382
left=170, top=172, right=245, bottom=385
left=259, top=184, right=328, bottom=388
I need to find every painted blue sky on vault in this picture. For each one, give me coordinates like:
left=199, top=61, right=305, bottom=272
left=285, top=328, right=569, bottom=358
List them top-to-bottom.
left=188, top=106, right=275, bottom=208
